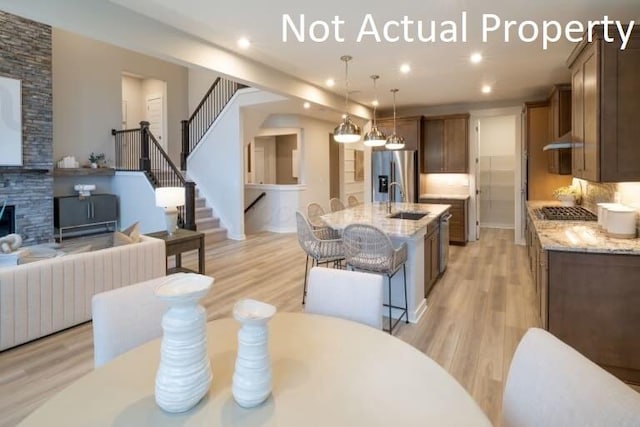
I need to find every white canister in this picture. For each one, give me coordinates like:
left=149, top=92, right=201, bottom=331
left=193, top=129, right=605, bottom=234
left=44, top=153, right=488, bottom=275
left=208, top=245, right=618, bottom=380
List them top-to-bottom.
left=597, top=203, right=621, bottom=229
left=605, top=206, right=637, bottom=239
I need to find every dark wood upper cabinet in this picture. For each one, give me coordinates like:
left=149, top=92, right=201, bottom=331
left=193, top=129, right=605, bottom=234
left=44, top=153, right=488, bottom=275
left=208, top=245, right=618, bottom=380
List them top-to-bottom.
left=567, top=26, right=640, bottom=182
left=548, top=84, right=572, bottom=141
left=547, top=85, right=572, bottom=175
left=421, top=114, right=469, bottom=173
left=374, top=116, right=423, bottom=152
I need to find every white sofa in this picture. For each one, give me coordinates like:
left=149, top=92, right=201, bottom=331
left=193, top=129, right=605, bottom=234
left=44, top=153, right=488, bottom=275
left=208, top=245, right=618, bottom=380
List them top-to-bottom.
left=0, top=236, right=166, bottom=351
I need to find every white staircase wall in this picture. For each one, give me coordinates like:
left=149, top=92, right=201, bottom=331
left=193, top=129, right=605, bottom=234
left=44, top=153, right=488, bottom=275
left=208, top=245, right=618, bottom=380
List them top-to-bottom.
left=187, top=88, right=286, bottom=240
left=112, top=171, right=166, bottom=233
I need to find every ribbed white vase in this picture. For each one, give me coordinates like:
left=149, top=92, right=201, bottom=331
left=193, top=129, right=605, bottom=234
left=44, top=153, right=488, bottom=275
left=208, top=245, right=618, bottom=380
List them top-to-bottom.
left=154, top=273, right=214, bottom=413
left=232, top=299, right=276, bottom=408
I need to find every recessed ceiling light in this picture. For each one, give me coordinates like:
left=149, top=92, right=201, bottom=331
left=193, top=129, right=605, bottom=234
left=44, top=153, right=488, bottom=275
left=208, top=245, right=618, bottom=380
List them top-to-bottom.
left=237, top=37, right=251, bottom=49
left=470, top=52, right=482, bottom=64
left=400, top=63, right=411, bottom=74
left=326, top=78, right=335, bottom=87
left=482, top=85, right=492, bottom=94
left=372, top=100, right=379, bottom=107
left=303, top=102, right=311, bottom=109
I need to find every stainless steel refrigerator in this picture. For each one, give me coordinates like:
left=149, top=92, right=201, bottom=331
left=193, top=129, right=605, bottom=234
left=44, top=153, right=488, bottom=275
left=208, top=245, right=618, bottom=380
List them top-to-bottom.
left=371, top=150, right=418, bottom=203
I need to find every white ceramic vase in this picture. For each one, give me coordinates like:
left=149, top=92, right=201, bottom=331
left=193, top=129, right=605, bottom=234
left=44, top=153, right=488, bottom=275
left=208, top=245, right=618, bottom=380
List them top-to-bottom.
left=557, top=195, right=576, bottom=207
left=154, top=273, right=214, bottom=413
left=232, top=299, right=276, bottom=408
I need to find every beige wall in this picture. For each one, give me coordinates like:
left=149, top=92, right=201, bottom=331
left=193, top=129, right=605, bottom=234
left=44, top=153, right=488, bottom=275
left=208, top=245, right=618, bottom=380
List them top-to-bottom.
left=52, top=28, right=188, bottom=166
left=188, top=67, right=221, bottom=113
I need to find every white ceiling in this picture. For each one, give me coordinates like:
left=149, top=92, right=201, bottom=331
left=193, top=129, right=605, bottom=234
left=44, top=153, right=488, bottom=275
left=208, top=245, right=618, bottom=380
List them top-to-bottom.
left=110, top=0, right=640, bottom=110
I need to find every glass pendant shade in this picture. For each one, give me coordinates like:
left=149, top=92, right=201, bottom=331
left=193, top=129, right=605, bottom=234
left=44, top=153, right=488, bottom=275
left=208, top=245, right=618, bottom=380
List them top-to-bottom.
left=333, top=55, right=361, bottom=144
left=363, top=74, right=386, bottom=147
left=385, top=88, right=405, bottom=150
left=334, top=115, right=361, bottom=143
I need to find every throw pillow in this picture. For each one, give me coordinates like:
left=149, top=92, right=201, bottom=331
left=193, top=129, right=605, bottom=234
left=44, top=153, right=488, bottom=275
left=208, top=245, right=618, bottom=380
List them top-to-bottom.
left=113, top=222, right=141, bottom=246
left=122, top=222, right=141, bottom=243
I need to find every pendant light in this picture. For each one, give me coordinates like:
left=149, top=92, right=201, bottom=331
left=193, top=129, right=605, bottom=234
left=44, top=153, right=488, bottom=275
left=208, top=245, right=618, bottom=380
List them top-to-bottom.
left=333, top=55, right=361, bottom=143
left=363, top=75, right=387, bottom=147
left=385, top=88, right=405, bottom=150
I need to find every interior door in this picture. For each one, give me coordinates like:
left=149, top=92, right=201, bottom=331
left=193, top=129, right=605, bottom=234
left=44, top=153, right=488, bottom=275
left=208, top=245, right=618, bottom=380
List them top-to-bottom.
left=146, top=95, right=165, bottom=150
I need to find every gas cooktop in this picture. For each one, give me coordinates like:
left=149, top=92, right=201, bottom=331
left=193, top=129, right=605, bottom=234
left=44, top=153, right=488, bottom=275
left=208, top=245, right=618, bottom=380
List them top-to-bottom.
left=537, top=206, right=597, bottom=221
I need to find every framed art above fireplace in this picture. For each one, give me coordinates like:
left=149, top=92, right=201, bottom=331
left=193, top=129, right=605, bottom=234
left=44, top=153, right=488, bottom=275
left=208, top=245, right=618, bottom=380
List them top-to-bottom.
left=0, top=76, right=22, bottom=166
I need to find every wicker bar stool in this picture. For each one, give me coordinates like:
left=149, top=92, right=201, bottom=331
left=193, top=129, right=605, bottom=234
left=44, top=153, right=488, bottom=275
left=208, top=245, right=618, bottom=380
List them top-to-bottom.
left=347, top=195, right=360, bottom=207
left=330, top=197, right=346, bottom=212
left=307, top=202, right=328, bottom=229
left=295, top=211, right=344, bottom=304
left=342, top=223, right=409, bottom=334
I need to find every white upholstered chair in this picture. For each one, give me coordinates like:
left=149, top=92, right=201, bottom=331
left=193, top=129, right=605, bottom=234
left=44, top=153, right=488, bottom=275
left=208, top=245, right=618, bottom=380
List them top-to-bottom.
left=305, top=267, right=384, bottom=329
left=92, top=278, right=167, bottom=368
left=502, top=328, right=640, bottom=427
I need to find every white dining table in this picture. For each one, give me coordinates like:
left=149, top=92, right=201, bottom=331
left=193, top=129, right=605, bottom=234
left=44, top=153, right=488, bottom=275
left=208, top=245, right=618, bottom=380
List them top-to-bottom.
left=18, top=312, right=492, bottom=426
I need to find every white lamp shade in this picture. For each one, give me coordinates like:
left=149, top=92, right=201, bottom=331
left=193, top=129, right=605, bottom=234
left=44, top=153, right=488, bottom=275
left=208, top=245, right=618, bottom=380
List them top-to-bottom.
left=155, top=187, right=185, bottom=208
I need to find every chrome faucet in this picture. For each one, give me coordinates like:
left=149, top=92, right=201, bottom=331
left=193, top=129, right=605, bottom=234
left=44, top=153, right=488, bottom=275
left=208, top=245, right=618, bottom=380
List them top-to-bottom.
left=387, top=182, right=404, bottom=213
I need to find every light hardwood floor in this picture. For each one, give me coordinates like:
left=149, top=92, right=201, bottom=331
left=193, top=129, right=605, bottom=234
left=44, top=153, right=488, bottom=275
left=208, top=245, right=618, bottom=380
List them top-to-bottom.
left=0, top=228, right=538, bottom=426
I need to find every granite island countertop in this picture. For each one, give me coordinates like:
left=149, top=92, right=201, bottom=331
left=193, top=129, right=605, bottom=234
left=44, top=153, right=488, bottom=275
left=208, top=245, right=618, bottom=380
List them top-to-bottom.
left=527, top=201, right=640, bottom=255
left=321, top=202, right=450, bottom=238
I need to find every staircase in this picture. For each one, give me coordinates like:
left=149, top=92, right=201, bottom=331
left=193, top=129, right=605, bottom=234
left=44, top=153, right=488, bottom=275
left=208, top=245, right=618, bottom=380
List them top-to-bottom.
left=113, top=77, right=244, bottom=243
left=153, top=170, right=227, bottom=244
left=194, top=189, right=227, bottom=244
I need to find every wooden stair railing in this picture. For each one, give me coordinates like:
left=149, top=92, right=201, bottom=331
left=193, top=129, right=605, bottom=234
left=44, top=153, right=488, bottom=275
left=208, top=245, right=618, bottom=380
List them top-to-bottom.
left=181, top=78, right=247, bottom=170
left=112, top=121, right=196, bottom=231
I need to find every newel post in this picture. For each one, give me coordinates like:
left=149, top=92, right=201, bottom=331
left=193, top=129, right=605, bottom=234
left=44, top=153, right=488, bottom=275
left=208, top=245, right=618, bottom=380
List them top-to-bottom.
left=181, top=120, right=190, bottom=171
left=139, top=121, right=151, bottom=173
left=184, top=181, right=197, bottom=231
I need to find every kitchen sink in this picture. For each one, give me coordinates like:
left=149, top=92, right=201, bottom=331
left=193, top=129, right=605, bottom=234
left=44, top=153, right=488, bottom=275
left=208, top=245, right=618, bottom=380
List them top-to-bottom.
left=388, top=211, right=428, bottom=220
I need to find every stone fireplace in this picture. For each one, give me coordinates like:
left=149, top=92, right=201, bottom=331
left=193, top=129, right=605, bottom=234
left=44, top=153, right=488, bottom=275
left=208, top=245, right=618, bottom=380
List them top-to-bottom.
left=0, top=11, right=53, bottom=245
left=0, top=205, right=16, bottom=237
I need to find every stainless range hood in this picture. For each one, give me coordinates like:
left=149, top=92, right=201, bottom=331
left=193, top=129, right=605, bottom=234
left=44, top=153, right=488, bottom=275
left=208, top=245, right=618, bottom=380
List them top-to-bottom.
left=543, top=141, right=572, bottom=151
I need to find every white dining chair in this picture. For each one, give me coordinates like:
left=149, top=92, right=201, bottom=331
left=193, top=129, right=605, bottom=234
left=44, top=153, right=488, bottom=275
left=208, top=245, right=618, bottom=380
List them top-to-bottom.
left=347, top=195, right=360, bottom=207
left=305, top=266, right=384, bottom=329
left=92, top=279, right=167, bottom=368
left=502, top=328, right=640, bottom=427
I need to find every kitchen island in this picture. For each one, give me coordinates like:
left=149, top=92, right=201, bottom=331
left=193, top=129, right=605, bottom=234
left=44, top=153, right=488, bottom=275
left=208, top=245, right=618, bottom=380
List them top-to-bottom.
left=321, top=202, right=450, bottom=323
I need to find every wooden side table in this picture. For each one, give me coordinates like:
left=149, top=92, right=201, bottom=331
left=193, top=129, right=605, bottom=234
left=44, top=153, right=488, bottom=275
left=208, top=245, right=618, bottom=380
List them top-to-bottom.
left=147, top=228, right=205, bottom=274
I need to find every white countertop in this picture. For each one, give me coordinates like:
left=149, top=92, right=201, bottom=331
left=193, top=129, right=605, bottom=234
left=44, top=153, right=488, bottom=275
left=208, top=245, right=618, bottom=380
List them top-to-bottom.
left=419, top=193, right=470, bottom=201
left=527, top=201, right=640, bottom=255
left=321, top=202, right=450, bottom=238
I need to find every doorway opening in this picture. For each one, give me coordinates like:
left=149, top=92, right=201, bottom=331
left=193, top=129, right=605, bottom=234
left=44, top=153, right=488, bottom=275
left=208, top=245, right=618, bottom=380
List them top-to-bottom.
left=121, top=73, right=168, bottom=151
left=476, top=114, right=518, bottom=232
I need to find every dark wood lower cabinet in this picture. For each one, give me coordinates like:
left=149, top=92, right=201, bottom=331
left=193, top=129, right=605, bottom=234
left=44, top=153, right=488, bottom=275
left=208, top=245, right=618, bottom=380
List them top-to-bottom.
left=420, top=198, right=467, bottom=244
left=546, top=250, right=640, bottom=384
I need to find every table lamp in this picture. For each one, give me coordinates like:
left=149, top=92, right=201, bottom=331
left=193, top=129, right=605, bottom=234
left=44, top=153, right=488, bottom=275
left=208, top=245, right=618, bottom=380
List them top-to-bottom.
left=155, top=187, right=185, bottom=235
